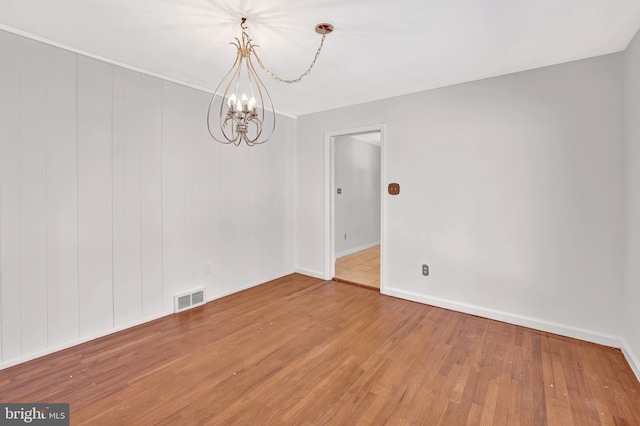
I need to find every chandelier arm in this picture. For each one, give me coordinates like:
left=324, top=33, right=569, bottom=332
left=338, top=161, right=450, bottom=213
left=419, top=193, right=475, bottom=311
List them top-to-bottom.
left=251, top=33, right=327, bottom=84
left=207, top=44, right=243, bottom=144
left=246, top=55, right=275, bottom=144
left=220, top=57, right=243, bottom=143
left=207, top=98, right=235, bottom=144
left=224, top=115, right=242, bottom=145
left=247, top=116, right=265, bottom=145
left=243, top=117, right=263, bottom=145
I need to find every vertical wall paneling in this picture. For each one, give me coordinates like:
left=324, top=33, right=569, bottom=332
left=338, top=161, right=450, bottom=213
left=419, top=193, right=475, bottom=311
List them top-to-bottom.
left=0, top=29, right=296, bottom=367
left=0, top=31, right=22, bottom=362
left=19, top=38, right=48, bottom=355
left=45, top=46, right=79, bottom=347
left=77, top=56, right=114, bottom=337
left=111, top=67, right=127, bottom=327
left=113, top=68, right=144, bottom=325
left=123, top=71, right=143, bottom=324
left=139, top=76, right=163, bottom=317
left=161, top=82, right=187, bottom=306
left=183, top=91, right=195, bottom=293
left=191, top=92, right=208, bottom=292
left=204, top=117, right=221, bottom=299
left=282, top=119, right=296, bottom=274
left=279, top=126, right=293, bottom=275
left=277, top=134, right=288, bottom=275
left=266, top=135, right=282, bottom=278
left=252, top=144, right=267, bottom=283
left=219, top=145, right=239, bottom=296
left=238, top=145, right=253, bottom=285
left=240, top=146, right=251, bottom=284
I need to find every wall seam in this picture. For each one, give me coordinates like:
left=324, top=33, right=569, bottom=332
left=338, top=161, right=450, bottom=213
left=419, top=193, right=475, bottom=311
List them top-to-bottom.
left=17, top=39, right=23, bottom=357
left=44, top=46, right=49, bottom=349
left=75, top=54, right=80, bottom=340
left=111, top=64, right=116, bottom=328
left=139, top=73, right=144, bottom=319
left=160, top=82, right=165, bottom=311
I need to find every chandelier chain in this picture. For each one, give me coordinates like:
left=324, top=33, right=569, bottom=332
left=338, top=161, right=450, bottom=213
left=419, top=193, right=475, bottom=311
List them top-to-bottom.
left=252, top=34, right=327, bottom=84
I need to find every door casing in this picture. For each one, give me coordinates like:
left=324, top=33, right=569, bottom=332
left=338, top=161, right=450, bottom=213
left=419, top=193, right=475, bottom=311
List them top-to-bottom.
left=323, top=124, right=386, bottom=292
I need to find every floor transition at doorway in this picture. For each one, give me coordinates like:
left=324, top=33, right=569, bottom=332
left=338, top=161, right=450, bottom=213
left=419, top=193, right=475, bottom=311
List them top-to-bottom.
left=333, top=245, right=380, bottom=289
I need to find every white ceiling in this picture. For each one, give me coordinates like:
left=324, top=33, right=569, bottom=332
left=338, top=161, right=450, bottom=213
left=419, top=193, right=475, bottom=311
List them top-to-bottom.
left=1, top=0, right=640, bottom=117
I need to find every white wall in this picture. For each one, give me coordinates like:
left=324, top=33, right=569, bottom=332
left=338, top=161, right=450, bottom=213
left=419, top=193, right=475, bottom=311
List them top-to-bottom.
left=624, top=28, right=640, bottom=379
left=0, top=30, right=296, bottom=368
left=297, top=53, right=625, bottom=345
left=334, top=135, right=381, bottom=257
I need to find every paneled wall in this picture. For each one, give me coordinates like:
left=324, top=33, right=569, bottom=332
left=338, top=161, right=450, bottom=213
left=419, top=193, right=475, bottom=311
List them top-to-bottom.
left=0, top=30, right=295, bottom=367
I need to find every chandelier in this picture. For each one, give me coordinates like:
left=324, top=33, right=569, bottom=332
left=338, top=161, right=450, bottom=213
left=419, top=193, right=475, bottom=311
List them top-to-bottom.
left=207, top=18, right=333, bottom=146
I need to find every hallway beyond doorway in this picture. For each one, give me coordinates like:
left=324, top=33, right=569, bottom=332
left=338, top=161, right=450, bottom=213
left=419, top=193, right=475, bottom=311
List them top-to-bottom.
left=333, top=245, right=380, bottom=289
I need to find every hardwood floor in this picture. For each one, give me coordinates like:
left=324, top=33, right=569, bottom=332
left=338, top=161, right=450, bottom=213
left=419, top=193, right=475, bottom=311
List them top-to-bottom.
left=334, top=245, right=380, bottom=289
left=1, top=274, right=638, bottom=425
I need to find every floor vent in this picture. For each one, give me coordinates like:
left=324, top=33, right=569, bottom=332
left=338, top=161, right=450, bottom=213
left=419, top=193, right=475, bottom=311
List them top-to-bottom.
left=174, top=288, right=206, bottom=313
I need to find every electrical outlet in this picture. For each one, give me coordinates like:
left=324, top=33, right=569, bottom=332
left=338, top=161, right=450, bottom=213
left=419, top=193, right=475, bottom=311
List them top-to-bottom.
left=422, top=264, right=429, bottom=276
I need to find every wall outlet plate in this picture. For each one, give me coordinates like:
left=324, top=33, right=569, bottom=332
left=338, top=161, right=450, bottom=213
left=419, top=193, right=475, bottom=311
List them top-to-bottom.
left=422, top=264, right=429, bottom=276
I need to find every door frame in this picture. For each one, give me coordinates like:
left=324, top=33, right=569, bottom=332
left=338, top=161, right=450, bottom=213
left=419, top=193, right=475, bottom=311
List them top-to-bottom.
left=324, top=124, right=386, bottom=292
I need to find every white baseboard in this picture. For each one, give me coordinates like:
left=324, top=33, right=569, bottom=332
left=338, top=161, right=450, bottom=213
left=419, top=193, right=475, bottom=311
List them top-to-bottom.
left=336, top=241, right=380, bottom=259
left=295, top=267, right=327, bottom=280
left=0, top=271, right=298, bottom=371
left=206, top=271, right=296, bottom=301
left=5, top=274, right=636, bottom=385
left=382, top=286, right=623, bottom=348
left=0, top=310, right=173, bottom=371
left=621, top=341, right=640, bottom=383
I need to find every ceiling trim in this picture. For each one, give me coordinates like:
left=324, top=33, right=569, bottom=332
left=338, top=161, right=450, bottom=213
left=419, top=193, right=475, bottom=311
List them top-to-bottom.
left=0, top=23, right=298, bottom=119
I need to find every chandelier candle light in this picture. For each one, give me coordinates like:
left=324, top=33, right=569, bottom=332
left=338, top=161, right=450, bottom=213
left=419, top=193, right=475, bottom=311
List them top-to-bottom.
left=207, top=18, right=333, bottom=146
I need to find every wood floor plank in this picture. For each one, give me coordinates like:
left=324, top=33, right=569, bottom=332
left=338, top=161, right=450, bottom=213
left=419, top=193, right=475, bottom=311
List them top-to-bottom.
left=1, top=274, right=638, bottom=425
left=494, top=325, right=517, bottom=424
left=508, top=378, right=523, bottom=426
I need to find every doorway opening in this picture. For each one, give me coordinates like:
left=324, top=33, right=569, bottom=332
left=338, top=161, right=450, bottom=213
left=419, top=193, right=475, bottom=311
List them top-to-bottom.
left=324, top=125, right=386, bottom=292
